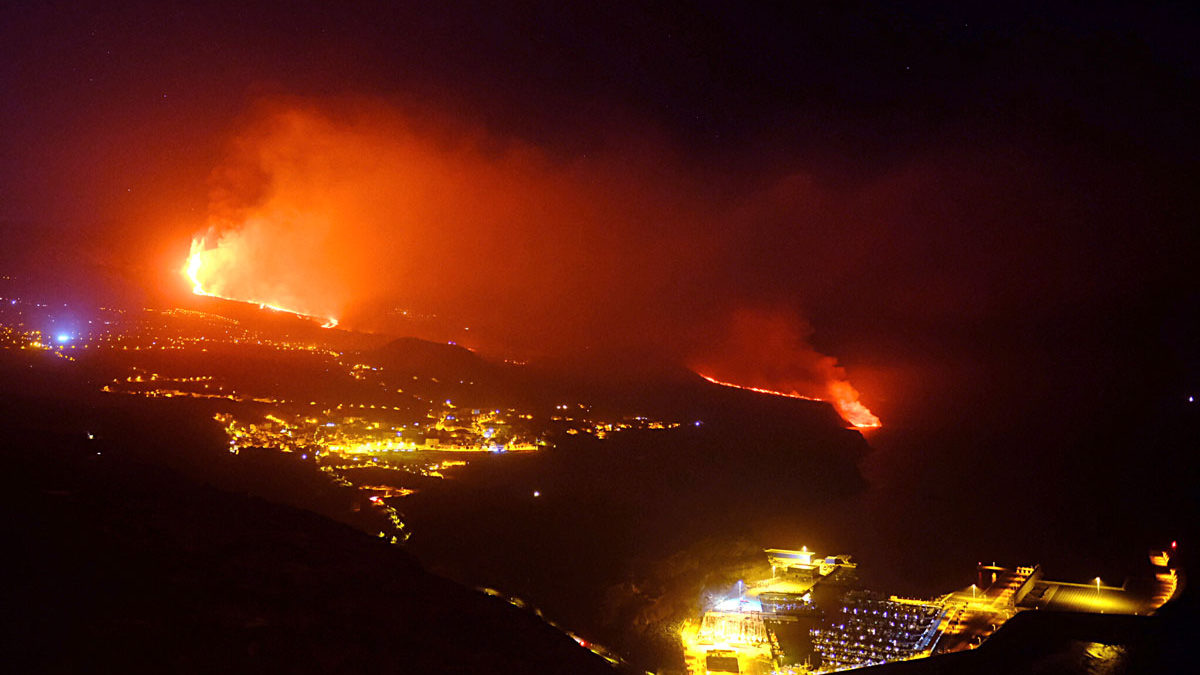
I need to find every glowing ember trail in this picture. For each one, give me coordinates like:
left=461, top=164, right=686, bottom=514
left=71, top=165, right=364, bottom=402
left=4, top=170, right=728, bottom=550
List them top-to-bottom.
left=183, top=237, right=339, bottom=328
left=696, top=372, right=882, bottom=429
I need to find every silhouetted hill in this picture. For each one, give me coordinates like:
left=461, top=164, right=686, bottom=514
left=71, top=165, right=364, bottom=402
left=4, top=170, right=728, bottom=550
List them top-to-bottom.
left=371, top=336, right=500, bottom=382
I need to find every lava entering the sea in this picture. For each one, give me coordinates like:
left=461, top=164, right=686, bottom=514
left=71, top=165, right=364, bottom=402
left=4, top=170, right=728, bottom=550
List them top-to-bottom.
left=183, top=237, right=339, bottom=328
left=697, top=372, right=882, bottom=429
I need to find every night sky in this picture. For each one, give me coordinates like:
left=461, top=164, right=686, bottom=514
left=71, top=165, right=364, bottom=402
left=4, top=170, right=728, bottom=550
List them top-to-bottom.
left=3, top=2, right=1198, bottom=472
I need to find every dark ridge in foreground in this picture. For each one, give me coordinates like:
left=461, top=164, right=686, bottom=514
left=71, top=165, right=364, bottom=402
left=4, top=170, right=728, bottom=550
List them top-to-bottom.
left=2, top=425, right=617, bottom=674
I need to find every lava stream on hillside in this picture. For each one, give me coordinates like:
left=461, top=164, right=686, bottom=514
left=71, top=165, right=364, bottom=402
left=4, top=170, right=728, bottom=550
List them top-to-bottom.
left=696, top=372, right=881, bottom=429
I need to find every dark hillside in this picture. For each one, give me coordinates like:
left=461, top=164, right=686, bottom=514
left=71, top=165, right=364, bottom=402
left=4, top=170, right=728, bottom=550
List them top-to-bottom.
left=371, top=337, right=496, bottom=381
left=0, top=356, right=618, bottom=674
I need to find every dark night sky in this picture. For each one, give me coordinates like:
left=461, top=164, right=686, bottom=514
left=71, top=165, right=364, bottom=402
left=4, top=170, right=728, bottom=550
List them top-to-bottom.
left=2, top=1, right=1198, bottom=435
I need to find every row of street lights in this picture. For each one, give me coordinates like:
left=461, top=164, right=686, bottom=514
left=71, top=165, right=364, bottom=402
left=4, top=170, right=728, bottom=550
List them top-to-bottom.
left=968, top=576, right=1104, bottom=599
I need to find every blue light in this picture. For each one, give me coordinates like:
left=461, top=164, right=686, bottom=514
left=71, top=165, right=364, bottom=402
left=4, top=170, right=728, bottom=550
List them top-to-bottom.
left=55, top=333, right=71, bottom=343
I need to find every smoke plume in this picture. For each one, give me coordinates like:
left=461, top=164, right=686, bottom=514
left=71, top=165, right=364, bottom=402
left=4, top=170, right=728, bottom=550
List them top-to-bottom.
left=185, top=97, right=881, bottom=419
left=692, top=309, right=880, bottom=428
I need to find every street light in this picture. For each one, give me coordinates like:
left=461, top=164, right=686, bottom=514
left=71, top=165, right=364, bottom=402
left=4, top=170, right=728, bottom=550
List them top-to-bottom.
left=1095, top=577, right=1102, bottom=593
left=970, top=584, right=977, bottom=599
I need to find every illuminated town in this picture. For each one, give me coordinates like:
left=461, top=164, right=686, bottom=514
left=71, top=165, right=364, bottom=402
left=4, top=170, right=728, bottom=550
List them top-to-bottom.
left=0, top=290, right=690, bottom=549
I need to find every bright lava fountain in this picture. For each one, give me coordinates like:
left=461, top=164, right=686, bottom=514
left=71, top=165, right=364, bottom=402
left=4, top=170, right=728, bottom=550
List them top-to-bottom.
left=183, top=238, right=338, bottom=328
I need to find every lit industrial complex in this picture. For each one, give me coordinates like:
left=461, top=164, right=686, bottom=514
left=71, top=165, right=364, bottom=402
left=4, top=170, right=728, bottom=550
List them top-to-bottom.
left=681, top=544, right=1183, bottom=673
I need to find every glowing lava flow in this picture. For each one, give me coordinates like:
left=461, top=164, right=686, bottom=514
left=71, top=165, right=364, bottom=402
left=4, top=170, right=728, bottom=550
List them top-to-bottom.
left=183, top=238, right=339, bottom=328
left=696, top=372, right=882, bottom=429
left=697, top=373, right=822, bottom=401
